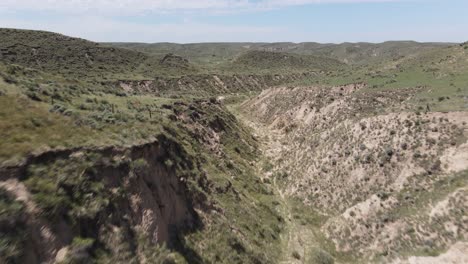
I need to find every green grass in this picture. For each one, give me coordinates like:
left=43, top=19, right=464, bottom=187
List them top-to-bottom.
left=0, top=28, right=200, bottom=80
left=107, top=41, right=450, bottom=67
left=291, top=44, right=468, bottom=113
left=222, top=50, right=346, bottom=74
left=0, top=71, right=183, bottom=165
left=0, top=88, right=173, bottom=165
left=0, top=91, right=98, bottom=164
left=394, top=170, right=467, bottom=219
left=0, top=188, right=27, bottom=263
left=287, top=198, right=359, bottom=263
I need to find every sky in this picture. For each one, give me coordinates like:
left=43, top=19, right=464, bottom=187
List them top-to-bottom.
left=0, top=0, right=467, bottom=43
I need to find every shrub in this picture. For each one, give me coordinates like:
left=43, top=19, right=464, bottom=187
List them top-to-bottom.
left=0, top=73, right=17, bottom=84
left=25, top=91, right=42, bottom=101
left=50, top=104, right=68, bottom=114
left=63, top=109, right=75, bottom=116
left=135, top=112, right=147, bottom=122
left=401, top=142, right=408, bottom=150
left=164, top=159, right=174, bottom=168
left=24, top=176, right=70, bottom=216
left=63, top=237, right=95, bottom=263
left=71, top=237, right=94, bottom=248
left=292, top=250, right=301, bottom=260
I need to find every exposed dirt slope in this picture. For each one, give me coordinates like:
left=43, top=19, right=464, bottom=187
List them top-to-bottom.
left=241, top=84, right=468, bottom=263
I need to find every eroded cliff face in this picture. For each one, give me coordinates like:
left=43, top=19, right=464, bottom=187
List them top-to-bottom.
left=241, top=84, right=468, bottom=262
left=0, top=99, right=284, bottom=264
left=1, top=134, right=202, bottom=263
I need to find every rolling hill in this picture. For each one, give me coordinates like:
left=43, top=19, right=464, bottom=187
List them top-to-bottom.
left=0, top=28, right=200, bottom=80
left=107, top=41, right=452, bottom=66
left=229, top=50, right=345, bottom=73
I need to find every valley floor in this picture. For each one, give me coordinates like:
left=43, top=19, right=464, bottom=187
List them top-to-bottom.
left=236, top=109, right=341, bottom=264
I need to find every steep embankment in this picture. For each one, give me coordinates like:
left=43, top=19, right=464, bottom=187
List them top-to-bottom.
left=240, top=84, right=468, bottom=263
left=0, top=99, right=284, bottom=264
left=1, top=135, right=200, bottom=263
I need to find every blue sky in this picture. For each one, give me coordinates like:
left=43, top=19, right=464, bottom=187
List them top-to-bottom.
left=0, top=0, right=467, bottom=43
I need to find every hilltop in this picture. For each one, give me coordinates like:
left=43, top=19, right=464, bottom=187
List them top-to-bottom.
left=0, top=28, right=200, bottom=80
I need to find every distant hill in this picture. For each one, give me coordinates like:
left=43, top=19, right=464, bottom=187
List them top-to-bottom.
left=0, top=28, right=199, bottom=80
left=0, top=28, right=459, bottom=85
left=0, top=29, right=335, bottom=97
left=107, top=41, right=453, bottom=66
left=292, top=41, right=454, bottom=64
left=109, top=42, right=265, bottom=68
left=230, top=50, right=345, bottom=73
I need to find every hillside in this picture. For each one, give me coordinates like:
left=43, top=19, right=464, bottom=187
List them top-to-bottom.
left=0, top=28, right=199, bottom=80
left=108, top=41, right=451, bottom=66
left=276, top=41, right=453, bottom=65
left=109, top=42, right=262, bottom=67
left=228, top=50, right=345, bottom=73
left=239, top=83, right=468, bottom=263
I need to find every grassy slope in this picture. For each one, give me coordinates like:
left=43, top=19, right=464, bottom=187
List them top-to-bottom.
left=0, top=28, right=200, bottom=80
left=107, top=41, right=451, bottom=67
left=108, top=42, right=265, bottom=68
left=294, top=43, right=468, bottom=112
left=225, top=50, right=345, bottom=74
left=0, top=64, right=179, bottom=165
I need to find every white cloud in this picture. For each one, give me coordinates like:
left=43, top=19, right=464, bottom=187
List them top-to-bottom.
left=0, top=0, right=409, bottom=14
left=2, top=14, right=464, bottom=44
left=0, top=16, right=283, bottom=42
